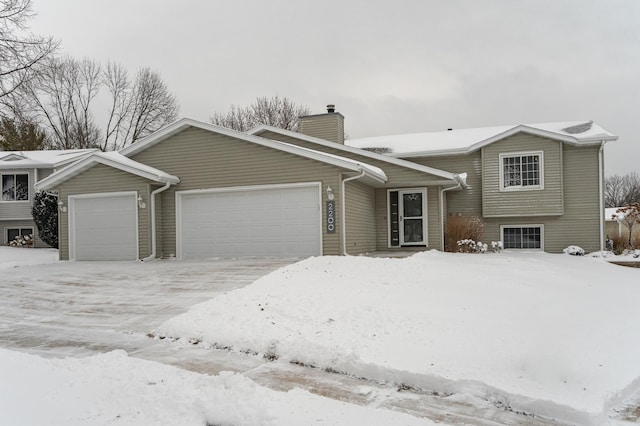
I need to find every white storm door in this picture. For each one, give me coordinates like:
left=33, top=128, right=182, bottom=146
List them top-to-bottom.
left=178, top=183, right=322, bottom=259
left=399, top=189, right=427, bottom=246
left=69, top=192, right=138, bottom=261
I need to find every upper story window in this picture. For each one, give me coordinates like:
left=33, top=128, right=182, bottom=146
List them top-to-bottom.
left=499, top=151, right=543, bottom=191
left=1, top=173, right=29, bottom=201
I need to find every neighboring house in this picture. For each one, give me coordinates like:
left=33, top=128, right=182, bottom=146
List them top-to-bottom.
left=34, top=107, right=617, bottom=260
left=1, top=149, right=97, bottom=247
left=605, top=207, right=640, bottom=244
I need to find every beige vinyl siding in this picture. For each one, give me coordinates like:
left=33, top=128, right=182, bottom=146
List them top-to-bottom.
left=299, top=114, right=345, bottom=144
left=130, top=128, right=346, bottom=257
left=257, top=130, right=451, bottom=187
left=481, top=133, right=564, bottom=217
left=481, top=145, right=602, bottom=253
left=410, top=153, right=482, bottom=217
left=57, top=164, right=152, bottom=260
left=37, top=168, right=54, bottom=181
left=0, top=169, right=35, bottom=219
left=345, top=180, right=376, bottom=254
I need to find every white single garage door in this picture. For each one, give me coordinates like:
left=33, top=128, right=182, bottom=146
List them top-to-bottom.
left=178, top=184, right=321, bottom=259
left=69, top=193, right=138, bottom=261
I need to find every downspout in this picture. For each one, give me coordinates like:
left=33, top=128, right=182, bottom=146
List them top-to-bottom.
left=598, top=141, right=605, bottom=251
left=340, top=169, right=366, bottom=256
left=439, top=173, right=466, bottom=251
left=142, top=181, right=172, bottom=262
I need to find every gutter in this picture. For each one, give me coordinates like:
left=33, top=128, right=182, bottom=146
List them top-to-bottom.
left=340, top=169, right=367, bottom=256
left=142, top=181, right=173, bottom=262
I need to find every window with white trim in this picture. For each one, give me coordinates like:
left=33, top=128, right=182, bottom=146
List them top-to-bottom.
left=500, top=152, right=542, bottom=190
left=1, top=173, right=29, bottom=201
left=502, top=225, right=542, bottom=249
left=6, top=227, right=33, bottom=244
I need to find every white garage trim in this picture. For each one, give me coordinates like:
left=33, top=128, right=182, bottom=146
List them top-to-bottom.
left=176, top=182, right=323, bottom=259
left=68, top=191, right=139, bottom=261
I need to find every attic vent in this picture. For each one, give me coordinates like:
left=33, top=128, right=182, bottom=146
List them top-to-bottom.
left=562, top=121, right=593, bottom=134
left=362, top=147, right=392, bottom=155
left=0, top=154, right=26, bottom=161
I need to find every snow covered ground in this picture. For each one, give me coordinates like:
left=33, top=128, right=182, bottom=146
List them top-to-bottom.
left=2, top=246, right=639, bottom=425
left=0, top=247, right=438, bottom=425
left=158, top=251, right=640, bottom=425
left=0, top=348, right=435, bottom=426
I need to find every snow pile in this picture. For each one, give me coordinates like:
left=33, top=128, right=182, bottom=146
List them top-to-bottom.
left=0, top=247, right=58, bottom=269
left=158, top=252, right=640, bottom=423
left=0, top=348, right=435, bottom=426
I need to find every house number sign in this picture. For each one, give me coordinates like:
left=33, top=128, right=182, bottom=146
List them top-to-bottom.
left=326, top=200, right=336, bottom=234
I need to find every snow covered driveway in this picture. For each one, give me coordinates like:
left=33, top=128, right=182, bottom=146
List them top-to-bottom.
left=0, top=252, right=292, bottom=367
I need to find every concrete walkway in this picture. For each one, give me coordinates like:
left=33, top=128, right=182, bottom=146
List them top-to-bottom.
left=0, top=257, right=572, bottom=425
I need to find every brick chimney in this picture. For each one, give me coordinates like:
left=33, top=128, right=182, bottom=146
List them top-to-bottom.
left=298, top=104, right=345, bottom=144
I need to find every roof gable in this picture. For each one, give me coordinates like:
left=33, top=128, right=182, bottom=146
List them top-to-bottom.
left=121, top=118, right=388, bottom=183
left=35, top=152, right=180, bottom=191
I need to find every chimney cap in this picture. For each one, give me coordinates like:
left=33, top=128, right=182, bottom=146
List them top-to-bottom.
left=327, top=104, right=336, bottom=113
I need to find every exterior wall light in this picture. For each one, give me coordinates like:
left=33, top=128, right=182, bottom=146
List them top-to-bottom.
left=326, top=186, right=334, bottom=201
left=137, top=196, right=146, bottom=209
left=58, top=200, right=67, bottom=212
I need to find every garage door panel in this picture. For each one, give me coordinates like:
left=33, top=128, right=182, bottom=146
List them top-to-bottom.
left=180, top=185, right=321, bottom=259
left=71, top=194, right=138, bottom=261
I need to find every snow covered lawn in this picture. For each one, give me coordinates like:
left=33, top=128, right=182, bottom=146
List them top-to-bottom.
left=158, top=252, right=640, bottom=424
left=0, top=348, right=434, bottom=426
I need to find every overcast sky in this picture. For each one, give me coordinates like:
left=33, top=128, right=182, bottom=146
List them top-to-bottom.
left=30, top=0, right=639, bottom=174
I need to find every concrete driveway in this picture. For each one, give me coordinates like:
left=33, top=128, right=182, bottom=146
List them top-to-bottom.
left=0, top=258, right=293, bottom=371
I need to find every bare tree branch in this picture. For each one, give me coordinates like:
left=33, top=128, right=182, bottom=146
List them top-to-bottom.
left=0, top=0, right=58, bottom=98
left=210, top=95, right=310, bottom=132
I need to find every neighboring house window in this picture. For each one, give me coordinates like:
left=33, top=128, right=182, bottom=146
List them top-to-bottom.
left=500, top=152, right=543, bottom=190
left=1, top=174, right=29, bottom=201
left=501, top=225, right=543, bottom=249
left=6, top=228, right=33, bottom=244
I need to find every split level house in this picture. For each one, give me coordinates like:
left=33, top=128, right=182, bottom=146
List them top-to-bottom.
left=33, top=107, right=617, bottom=260
left=1, top=149, right=97, bottom=247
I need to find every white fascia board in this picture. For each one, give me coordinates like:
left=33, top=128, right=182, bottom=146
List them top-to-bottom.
left=121, top=118, right=390, bottom=183
left=248, top=124, right=458, bottom=182
left=35, top=154, right=179, bottom=191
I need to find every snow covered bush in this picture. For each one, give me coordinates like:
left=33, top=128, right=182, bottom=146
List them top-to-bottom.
left=31, top=191, right=58, bottom=248
left=9, top=234, right=33, bottom=247
left=491, top=241, right=503, bottom=253
left=563, top=245, right=585, bottom=256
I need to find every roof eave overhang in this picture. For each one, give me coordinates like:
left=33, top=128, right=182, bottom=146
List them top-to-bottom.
left=247, top=124, right=457, bottom=182
left=388, top=126, right=618, bottom=158
left=35, top=155, right=179, bottom=192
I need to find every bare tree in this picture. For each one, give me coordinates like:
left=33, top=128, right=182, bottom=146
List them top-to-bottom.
left=0, top=0, right=57, bottom=98
left=20, top=56, right=101, bottom=149
left=18, top=58, right=179, bottom=151
left=100, top=65, right=178, bottom=151
left=121, top=68, right=178, bottom=148
left=210, top=95, right=310, bottom=132
left=605, top=173, right=640, bottom=207
left=613, top=203, right=640, bottom=249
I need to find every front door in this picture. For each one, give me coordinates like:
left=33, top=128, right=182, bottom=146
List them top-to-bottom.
left=399, top=189, right=426, bottom=246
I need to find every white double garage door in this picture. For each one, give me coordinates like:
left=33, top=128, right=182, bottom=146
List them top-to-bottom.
left=69, top=184, right=323, bottom=260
